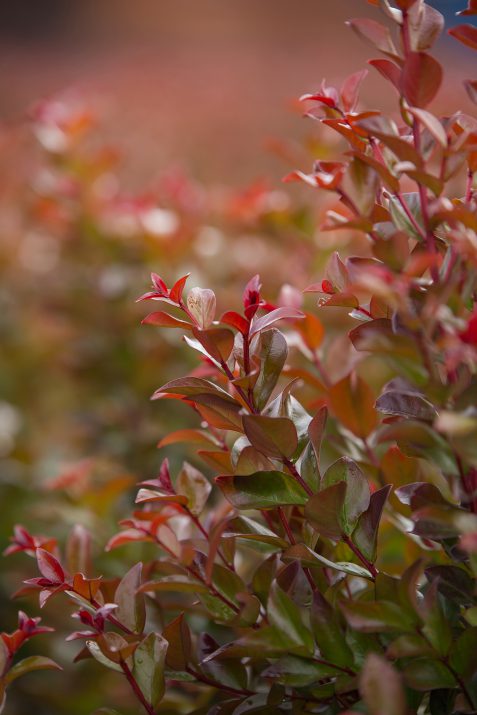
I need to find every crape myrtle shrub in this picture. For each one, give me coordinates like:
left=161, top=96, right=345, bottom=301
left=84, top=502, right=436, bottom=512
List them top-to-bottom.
left=3, top=1, right=477, bottom=713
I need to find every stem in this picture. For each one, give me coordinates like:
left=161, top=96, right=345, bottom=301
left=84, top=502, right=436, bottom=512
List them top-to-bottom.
left=396, top=192, right=427, bottom=242
left=220, top=358, right=257, bottom=413
left=282, top=456, right=314, bottom=497
left=184, top=506, right=235, bottom=571
left=277, top=507, right=318, bottom=593
left=342, top=534, right=378, bottom=579
left=154, top=535, right=240, bottom=615
left=312, top=656, right=356, bottom=677
left=121, top=659, right=156, bottom=715
left=186, top=666, right=254, bottom=697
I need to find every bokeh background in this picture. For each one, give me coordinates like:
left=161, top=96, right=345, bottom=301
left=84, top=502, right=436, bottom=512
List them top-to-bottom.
left=0, top=1, right=474, bottom=713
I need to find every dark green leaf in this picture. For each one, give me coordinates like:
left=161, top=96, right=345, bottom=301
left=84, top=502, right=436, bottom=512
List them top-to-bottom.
left=217, top=471, right=308, bottom=510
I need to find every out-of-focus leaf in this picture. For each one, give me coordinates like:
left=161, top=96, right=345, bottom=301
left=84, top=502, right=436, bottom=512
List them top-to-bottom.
left=347, top=17, right=399, bottom=57
left=449, top=24, right=477, bottom=50
left=328, top=373, right=378, bottom=439
left=378, top=422, right=458, bottom=475
left=217, top=471, right=308, bottom=510
left=114, top=563, right=146, bottom=635
left=341, top=600, right=415, bottom=632
left=449, top=627, right=477, bottom=679
left=360, top=653, right=406, bottom=715
left=5, top=656, right=62, bottom=684
left=403, top=659, right=456, bottom=690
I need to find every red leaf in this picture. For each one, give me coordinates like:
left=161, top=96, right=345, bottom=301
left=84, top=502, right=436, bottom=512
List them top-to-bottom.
left=346, top=18, right=398, bottom=57
left=449, top=24, right=477, bottom=50
left=401, top=52, right=442, bottom=107
left=368, top=58, right=401, bottom=91
left=341, top=70, right=368, bottom=113
left=169, top=273, right=190, bottom=304
left=142, top=311, right=193, bottom=330
left=220, top=311, right=249, bottom=334
left=36, top=549, right=65, bottom=584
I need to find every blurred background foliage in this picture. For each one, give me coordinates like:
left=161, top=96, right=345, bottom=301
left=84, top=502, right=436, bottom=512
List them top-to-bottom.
left=0, top=1, right=474, bottom=712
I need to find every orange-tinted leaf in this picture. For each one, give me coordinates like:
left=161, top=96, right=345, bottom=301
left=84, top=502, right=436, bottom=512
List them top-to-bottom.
left=347, top=18, right=399, bottom=58
left=401, top=52, right=443, bottom=108
left=368, top=58, right=401, bottom=91
left=142, top=311, right=193, bottom=330
left=328, top=373, right=378, bottom=439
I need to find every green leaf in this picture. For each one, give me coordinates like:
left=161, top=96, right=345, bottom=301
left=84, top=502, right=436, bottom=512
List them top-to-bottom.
left=349, top=319, right=428, bottom=385
left=253, top=329, right=288, bottom=410
left=242, top=415, right=298, bottom=460
left=378, top=421, right=458, bottom=475
left=322, top=457, right=370, bottom=533
left=176, top=462, right=211, bottom=516
left=216, top=471, right=308, bottom=510
left=304, top=481, right=347, bottom=539
left=352, top=485, right=391, bottom=562
left=283, top=543, right=373, bottom=579
left=114, top=562, right=146, bottom=634
left=139, top=576, right=209, bottom=594
left=420, top=581, right=453, bottom=656
left=267, top=583, right=314, bottom=653
left=310, top=591, right=355, bottom=668
left=340, top=600, right=415, bottom=632
left=163, top=614, right=192, bottom=671
left=207, top=626, right=296, bottom=660
left=449, top=627, right=477, bottom=678
left=133, top=633, right=167, bottom=710
left=386, top=634, right=435, bottom=658
left=86, top=640, right=124, bottom=673
left=360, top=653, right=406, bottom=715
left=263, top=654, right=341, bottom=686
left=5, top=656, right=62, bottom=685
left=403, top=659, right=456, bottom=690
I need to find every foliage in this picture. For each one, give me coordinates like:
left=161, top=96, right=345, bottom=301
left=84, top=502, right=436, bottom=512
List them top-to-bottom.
left=2, top=1, right=477, bottom=713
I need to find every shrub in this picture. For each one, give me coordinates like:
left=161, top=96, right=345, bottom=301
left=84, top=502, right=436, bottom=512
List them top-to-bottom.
left=3, top=1, right=477, bottom=713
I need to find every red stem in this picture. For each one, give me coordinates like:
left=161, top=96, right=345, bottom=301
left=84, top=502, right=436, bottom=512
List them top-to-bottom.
left=342, top=534, right=378, bottom=579
left=120, top=659, right=156, bottom=715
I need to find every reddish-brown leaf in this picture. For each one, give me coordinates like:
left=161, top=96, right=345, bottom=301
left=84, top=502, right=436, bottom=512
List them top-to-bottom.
left=401, top=52, right=443, bottom=108
left=328, top=373, right=378, bottom=439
